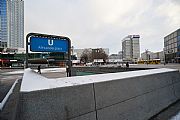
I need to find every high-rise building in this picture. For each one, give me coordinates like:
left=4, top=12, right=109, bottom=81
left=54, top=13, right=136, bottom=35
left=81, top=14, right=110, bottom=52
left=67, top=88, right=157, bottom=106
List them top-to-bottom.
left=0, top=0, right=24, bottom=48
left=0, top=0, right=8, bottom=47
left=164, top=28, right=180, bottom=63
left=122, top=35, right=140, bottom=62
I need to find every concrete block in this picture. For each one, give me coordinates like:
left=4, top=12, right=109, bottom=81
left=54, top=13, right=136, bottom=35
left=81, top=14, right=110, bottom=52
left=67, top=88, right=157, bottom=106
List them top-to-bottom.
left=94, top=72, right=173, bottom=109
left=19, top=84, right=95, bottom=120
left=97, top=85, right=176, bottom=120
left=70, top=112, right=96, bottom=120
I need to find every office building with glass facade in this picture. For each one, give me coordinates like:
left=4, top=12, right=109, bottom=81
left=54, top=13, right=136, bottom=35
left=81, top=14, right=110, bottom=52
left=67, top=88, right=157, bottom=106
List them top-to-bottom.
left=0, top=0, right=24, bottom=49
left=0, top=0, right=8, bottom=47
left=164, top=28, right=180, bottom=63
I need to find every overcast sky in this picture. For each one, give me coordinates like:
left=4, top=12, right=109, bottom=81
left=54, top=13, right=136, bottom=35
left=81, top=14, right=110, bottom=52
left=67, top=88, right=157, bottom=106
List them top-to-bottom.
left=25, top=0, right=180, bottom=54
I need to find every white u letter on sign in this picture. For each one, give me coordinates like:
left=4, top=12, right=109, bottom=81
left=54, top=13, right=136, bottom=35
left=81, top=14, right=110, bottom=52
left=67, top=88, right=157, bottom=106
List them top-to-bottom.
left=48, top=39, right=53, bottom=46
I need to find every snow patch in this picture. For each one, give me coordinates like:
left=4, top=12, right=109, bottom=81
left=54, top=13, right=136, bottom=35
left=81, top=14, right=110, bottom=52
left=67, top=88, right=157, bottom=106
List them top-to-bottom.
left=2, top=68, right=66, bottom=75
left=170, top=111, right=180, bottom=120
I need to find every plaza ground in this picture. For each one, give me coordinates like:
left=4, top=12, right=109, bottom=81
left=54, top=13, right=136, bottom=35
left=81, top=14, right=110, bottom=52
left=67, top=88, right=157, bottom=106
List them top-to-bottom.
left=0, top=63, right=180, bottom=119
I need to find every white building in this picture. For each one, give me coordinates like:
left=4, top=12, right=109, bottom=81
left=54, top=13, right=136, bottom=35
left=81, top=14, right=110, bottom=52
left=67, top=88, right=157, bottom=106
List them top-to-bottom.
left=0, top=0, right=24, bottom=48
left=7, top=0, right=24, bottom=48
left=122, top=35, right=140, bottom=62
left=141, top=50, right=164, bottom=61
left=141, top=50, right=152, bottom=60
left=108, top=53, right=122, bottom=63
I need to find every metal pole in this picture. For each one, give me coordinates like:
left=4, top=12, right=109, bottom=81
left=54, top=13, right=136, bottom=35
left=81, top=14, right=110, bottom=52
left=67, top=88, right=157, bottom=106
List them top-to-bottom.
left=25, top=33, right=35, bottom=68
left=25, top=34, right=31, bottom=68
left=67, top=38, right=71, bottom=77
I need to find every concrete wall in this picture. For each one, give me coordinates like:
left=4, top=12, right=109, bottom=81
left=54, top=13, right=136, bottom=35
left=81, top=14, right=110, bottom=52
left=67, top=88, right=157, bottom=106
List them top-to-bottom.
left=71, top=67, right=151, bottom=76
left=19, top=69, right=180, bottom=120
left=19, top=84, right=96, bottom=120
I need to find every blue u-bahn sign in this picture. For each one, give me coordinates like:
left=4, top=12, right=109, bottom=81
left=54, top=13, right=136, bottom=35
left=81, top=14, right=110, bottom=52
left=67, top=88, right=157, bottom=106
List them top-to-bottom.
left=26, top=33, right=72, bottom=77
left=30, top=37, right=68, bottom=53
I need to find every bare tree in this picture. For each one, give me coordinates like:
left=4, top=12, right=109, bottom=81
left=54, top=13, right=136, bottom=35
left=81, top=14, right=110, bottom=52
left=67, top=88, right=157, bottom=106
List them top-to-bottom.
left=80, top=48, right=108, bottom=63
left=80, top=49, right=92, bottom=63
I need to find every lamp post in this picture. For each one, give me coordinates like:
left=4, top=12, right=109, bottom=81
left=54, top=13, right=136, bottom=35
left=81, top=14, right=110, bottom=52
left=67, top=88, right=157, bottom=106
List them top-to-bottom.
left=145, top=49, right=148, bottom=65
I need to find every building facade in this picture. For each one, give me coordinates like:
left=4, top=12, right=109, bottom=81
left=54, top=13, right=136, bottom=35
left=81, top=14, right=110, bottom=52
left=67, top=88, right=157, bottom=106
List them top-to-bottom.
left=0, top=0, right=24, bottom=48
left=0, top=0, right=8, bottom=47
left=164, top=28, right=180, bottom=63
left=122, top=35, right=140, bottom=62
left=141, top=50, right=164, bottom=61
left=141, top=50, right=152, bottom=60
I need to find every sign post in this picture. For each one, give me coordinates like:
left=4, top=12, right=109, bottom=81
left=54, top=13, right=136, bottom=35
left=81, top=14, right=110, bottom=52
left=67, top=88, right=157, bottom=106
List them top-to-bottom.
left=26, top=33, right=71, bottom=77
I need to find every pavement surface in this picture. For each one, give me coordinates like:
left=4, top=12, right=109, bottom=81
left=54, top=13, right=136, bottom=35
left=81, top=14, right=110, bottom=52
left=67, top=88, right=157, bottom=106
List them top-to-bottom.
left=0, top=64, right=180, bottom=119
left=1, top=64, right=180, bottom=102
left=0, top=68, right=67, bottom=102
left=0, top=69, right=23, bottom=102
left=150, top=100, right=180, bottom=120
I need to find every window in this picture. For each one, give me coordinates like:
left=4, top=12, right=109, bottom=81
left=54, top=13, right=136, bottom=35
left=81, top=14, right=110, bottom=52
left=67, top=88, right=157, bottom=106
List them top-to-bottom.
left=178, top=30, right=180, bottom=35
left=174, top=31, right=177, bottom=37
left=178, top=36, right=180, bottom=41
left=175, top=37, right=178, bottom=42
left=170, top=39, right=172, bottom=44
left=178, top=41, right=180, bottom=46
left=175, top=43, right=177, bottom=47
left=169, top=44, right=171, bottom=49
left=175, top=48, right=177, bottom=52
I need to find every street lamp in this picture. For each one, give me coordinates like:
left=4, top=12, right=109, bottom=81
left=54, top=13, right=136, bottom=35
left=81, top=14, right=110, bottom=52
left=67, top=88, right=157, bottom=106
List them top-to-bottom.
left=145, top=49, right=149, bottom=64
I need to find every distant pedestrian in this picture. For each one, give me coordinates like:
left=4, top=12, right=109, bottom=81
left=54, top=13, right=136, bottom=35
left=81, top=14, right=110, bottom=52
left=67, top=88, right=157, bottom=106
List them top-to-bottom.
left=126, top=62, right=129, bottom=68
left=37, top=65, right=41, bottom=74
left=66, top=66, right=69, bottom=77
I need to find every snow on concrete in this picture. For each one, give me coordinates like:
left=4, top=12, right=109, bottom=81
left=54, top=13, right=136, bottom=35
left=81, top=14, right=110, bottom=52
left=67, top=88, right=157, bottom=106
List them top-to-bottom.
left=2, top=68, right=66, bottom=75
left=21, top=68, right=178, bottom=92
left=21, top=69, right=61, bottom=92
left=2, top=70, right=25, bottom=75
left=170, top=111, right=180, bottom=120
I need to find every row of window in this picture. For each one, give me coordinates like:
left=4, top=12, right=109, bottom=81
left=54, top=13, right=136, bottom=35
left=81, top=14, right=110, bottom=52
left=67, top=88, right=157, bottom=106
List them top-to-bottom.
left=164, top=30, right=180, bottom=41
left=164, top=37, right=178, bottom=45
left=0, top=41, right=7, bottom=47
left=164, top=42, right=178, bottom=49
left=165, top=46, right=180, bottom=54
left=164, top=48, right=178, bottom=54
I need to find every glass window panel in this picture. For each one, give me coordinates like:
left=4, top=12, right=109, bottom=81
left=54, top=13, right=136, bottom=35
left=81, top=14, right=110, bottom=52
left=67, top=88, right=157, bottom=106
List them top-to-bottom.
left=178, top=30, right=180, bottom=35
left=174, top=32, right=177, bottom=37
left=171, top=34, right=173, bottom=38
left=178, top=36, right=180, bottom=41
left=175, top=37, right=178, bottom=42
left=173, top=38, right=175, bottom=43
left=170, top=39, right=173, bottom=44
left=168, top=40, right=171, bottom=45
left=175, top=43, right=177, bottom=47
left=169, top=45, right=171, bottom=49
left=175, top=48, right=177, bottom=52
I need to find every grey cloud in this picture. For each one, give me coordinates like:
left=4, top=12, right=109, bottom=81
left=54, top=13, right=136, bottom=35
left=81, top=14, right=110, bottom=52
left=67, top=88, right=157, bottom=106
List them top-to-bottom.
left=25, top=0, right=179, bottom=54
left=171, top=0, right=180, bottom=5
